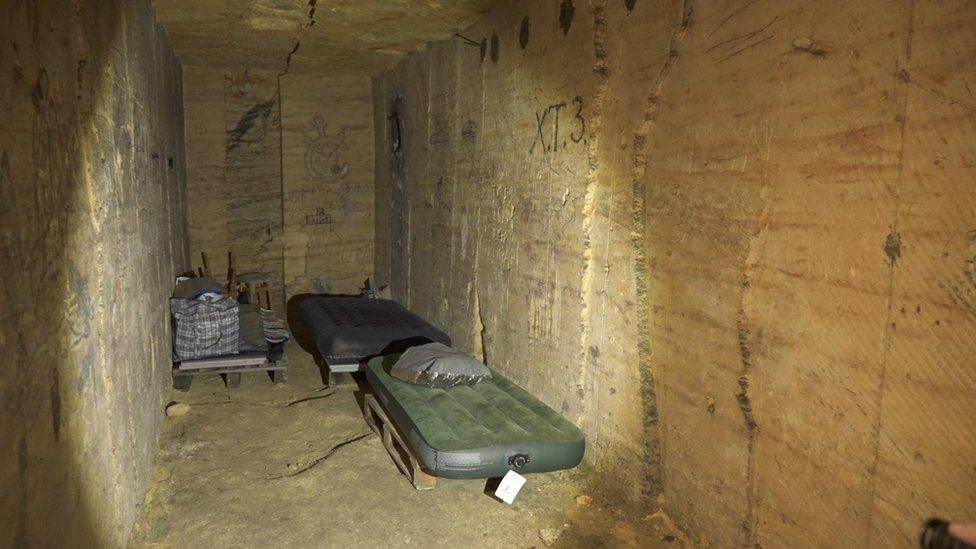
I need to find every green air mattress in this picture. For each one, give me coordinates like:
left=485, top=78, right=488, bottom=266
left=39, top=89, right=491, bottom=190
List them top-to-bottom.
left=365, top=355, right=585, bottom=479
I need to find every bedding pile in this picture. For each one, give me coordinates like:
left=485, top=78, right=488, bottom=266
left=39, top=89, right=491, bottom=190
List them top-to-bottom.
left=260, top=308, right=291, bottom=344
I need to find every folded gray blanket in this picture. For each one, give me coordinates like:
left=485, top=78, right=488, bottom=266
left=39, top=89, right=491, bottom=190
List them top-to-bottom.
left=238, top=304, right=267, bottom=352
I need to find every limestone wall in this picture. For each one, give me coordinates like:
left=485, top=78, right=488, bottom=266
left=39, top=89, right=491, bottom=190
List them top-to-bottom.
left=0, top=0, right=189, bottom=545
left=372, top=0, right=976, bottom=545
left=183, top=67, right=285, bottom=305
left=183, top=70, right=374, bottom=306
left=281, top=75, right=375, bottom=297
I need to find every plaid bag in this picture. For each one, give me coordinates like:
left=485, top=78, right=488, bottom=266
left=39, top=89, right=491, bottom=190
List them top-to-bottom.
left=171, top=296, right=240, bottom=360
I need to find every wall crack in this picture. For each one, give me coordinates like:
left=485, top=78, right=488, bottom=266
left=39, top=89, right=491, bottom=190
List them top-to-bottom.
left=280, top=0, right=318, bottom=76
left=575, top=0, right=610, bottom=428
left=629, top=0, right=695, bottom=505
left=866, top=0, right=916, bottom=544
left=735, top=123, right=773, bottom=547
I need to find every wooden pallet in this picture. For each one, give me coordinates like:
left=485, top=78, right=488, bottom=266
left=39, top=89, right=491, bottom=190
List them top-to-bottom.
left=172, top=361, right=287, bottom=391
left=362, top=394, right=437, bottom=490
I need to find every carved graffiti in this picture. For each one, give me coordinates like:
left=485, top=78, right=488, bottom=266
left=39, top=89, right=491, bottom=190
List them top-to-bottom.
left=226, top=70, right=252, bottom=98
left=530, top=95, right=586, bottom=154
left=570, top=95, right=586, bottom=144
left=227, top=98, right=275, bottom=152
left=430, top=112, right=451, bottom=145
left=305, top=116, right=350, bottom=182
left=461, top=119, right=478, bottom=141
left=305, top=208, right=332, bottom=225
left=65, top=264, right=92, bottom=346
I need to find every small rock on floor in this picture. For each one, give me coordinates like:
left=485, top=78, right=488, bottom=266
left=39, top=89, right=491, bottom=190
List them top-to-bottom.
left=165, top=402, right=191, bottom=417
left=539, top=524, right=569, bottom=547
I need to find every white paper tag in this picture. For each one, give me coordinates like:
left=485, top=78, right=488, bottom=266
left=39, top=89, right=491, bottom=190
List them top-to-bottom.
left=494, top=470, right=527, bottom=505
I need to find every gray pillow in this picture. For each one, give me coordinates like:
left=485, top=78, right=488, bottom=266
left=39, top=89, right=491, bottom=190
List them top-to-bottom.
left=389, top=342, right=491, bottom=389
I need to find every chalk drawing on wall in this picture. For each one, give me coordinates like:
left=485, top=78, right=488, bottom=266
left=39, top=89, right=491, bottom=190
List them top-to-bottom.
left=305, top=116, right=350, bottom=182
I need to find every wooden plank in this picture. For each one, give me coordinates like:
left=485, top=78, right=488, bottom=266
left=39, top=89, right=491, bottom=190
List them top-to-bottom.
left=179, top=355, right=269, bottom=370
left=171, top=361, right=287, bottom=391
left=324, top=361, right=361, bottom=373
left=172, top=362, right=286, bottom=377
left=272, top=369, right=288, bottom=385
left=224, top=372, right=241, bottom=388
left=173, top=375, right=193, bottom=392
left=362, top=394, right=437, bottom=490
left=407, top=453, right=437, bottom=490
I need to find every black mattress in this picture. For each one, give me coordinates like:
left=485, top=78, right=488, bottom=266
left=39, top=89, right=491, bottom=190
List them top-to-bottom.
left=299, top=297, right=451, bottom=365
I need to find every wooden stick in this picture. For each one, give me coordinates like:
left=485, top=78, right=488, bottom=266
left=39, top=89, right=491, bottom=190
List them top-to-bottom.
left=226, top=251, right=235, bottom=295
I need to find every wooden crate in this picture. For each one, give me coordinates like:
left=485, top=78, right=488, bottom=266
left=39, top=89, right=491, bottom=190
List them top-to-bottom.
left=362, top=394, right=437, bottom=490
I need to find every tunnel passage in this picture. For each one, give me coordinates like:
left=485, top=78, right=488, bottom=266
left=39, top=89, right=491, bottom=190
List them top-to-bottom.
left=4, top=0, right=976, bottom=547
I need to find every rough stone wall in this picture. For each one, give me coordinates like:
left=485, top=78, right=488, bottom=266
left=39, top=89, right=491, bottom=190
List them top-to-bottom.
left=0, top=0, right=189, bottom=546
left=372, top=0, right=640, bottom=499
left=373, top=0, right=976, bottom=546
left=183, top=67, right=285, bottom=306
left=184, top=70, right=374, bottom=305
left=281, top=74, right=375, bottom=296
left=372, top=79, right=393, bottom=290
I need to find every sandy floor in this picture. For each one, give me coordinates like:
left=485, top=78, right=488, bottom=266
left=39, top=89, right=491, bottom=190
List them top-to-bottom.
left=130, top=346, right=682, bottom=548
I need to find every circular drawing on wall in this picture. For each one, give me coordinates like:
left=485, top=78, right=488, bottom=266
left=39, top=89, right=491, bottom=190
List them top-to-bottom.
left=305, top=116, right=350, bottom=182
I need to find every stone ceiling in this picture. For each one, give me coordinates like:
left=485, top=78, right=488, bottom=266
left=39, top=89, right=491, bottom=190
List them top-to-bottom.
left=152, top=0, right=495, bottom=75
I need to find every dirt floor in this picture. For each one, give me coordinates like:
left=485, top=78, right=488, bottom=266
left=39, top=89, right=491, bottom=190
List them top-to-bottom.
left=129, top=346, right=684, bottom=548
